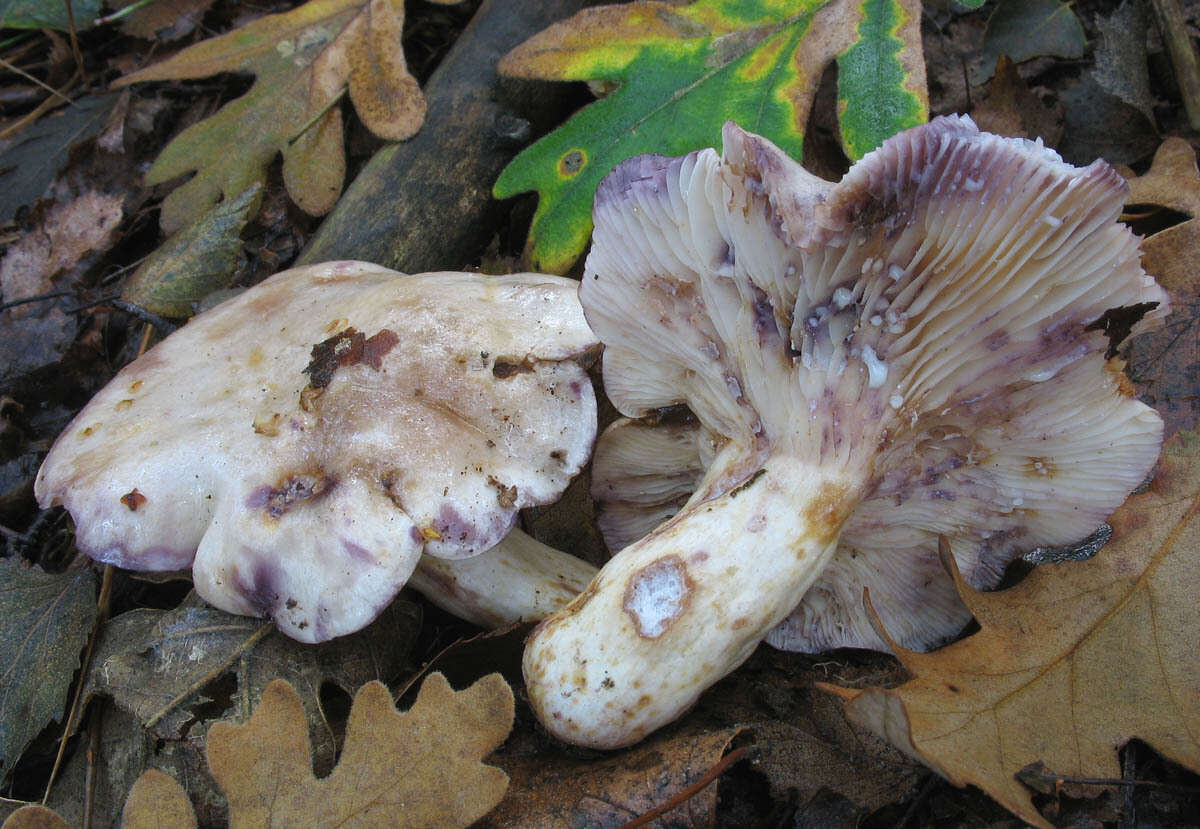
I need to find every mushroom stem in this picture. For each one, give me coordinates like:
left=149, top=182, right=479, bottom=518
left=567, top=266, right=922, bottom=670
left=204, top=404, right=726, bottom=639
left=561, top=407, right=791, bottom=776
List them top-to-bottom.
left=523, top=456, right=853, bottom=748
left=408, top=529, right=597, bottom=628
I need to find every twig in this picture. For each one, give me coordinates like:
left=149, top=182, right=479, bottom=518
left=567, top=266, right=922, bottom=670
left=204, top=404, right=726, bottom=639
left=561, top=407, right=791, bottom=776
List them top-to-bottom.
left=62, top=0, right=86, bottom=83
left=93, top=0, right=158, bottom=27
left=1149, top=0, right=1200, bottom=130
left=0, top=56, right=73, bottom=104
left=0, top=72, right=78, bottom=142
left=287, top=88, right=346, bottom=146
left=0, top=291, right=74, bottom=312
left=42, top=563, right=114, bottom=804
left=82, top=703, right=103, bottom=829
left=1121, top=742, right=1136, bottom=829
left=618, top=745, right=755, bottom=829
left=1020, top=765, right=1200, bottom=795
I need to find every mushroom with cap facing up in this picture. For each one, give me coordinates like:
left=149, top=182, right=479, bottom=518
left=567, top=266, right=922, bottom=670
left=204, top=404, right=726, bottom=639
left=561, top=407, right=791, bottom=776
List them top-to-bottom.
left=523, top=116, right=1168, bottom=749
left=35, top=261, right=599, bottom=642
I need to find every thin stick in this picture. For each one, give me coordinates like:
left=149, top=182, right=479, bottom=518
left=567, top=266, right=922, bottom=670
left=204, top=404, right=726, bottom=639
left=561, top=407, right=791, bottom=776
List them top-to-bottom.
left=63, top=0, right=86, bottom=83
left=93, top=0, right=158, bottom=26
left=1150, top=0, right=1200, bottom=130
left=0, top=56, right=73, bottom=104
left=0, top=73, right=77, bottom=142
left=287, top=89, right=345, bottom=145
left=0, top=291, right=74, bottom=312
left=42, top=564, right=113, bottom=804
left=618, top=745, right=754, bottom=829
left=1021, top=766, right=1200, bottom=794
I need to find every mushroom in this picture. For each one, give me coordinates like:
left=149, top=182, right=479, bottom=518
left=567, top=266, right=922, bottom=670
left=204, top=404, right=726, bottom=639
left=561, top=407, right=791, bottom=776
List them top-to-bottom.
left=524, top=116, right=1168, bottom=748
left=36, top=261, right=599, bottom=642
left=409, top=530, right=596, bottom=628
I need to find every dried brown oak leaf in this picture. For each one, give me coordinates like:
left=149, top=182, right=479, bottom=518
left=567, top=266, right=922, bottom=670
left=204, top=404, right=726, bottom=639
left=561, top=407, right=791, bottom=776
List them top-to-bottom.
left=114, top=0, right=461, bottom=234
left=1125, top=138, right=1200, bottom=295
left=1123, top=139, right=1200, bottom=438
left=825, top=430, right=1200, bottom=829
left=208, top=673, right=514, bottom=828
left=121, top=768, right=197, bottom=829
left=0, top=806, right=69, bottom=829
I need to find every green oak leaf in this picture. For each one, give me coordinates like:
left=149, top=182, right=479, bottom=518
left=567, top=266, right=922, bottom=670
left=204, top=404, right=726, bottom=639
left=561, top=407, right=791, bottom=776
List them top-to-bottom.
left=494, top=0, right=927, bottom=273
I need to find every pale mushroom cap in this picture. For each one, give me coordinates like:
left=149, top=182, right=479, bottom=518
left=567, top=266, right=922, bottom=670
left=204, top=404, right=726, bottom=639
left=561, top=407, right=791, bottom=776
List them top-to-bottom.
left=525, top=116, right=1166, bottom=748
left=36, top=262, right=598, bottom=641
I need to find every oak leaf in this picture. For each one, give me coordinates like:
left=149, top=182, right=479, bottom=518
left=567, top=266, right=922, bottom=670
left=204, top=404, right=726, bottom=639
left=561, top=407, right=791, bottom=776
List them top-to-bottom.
left=115, top=0, right=460, bottom=234
left=494, top=0, right=927, bottom=273
left=1124, top=139, right=1200, bottom=438
left=825, top=431, right=1200, bottom=828
left=208, top=673, right=514, bottom=827
left=485, top=724, right=743, bottom=827
left=121, top=768, right=197, bottom=829
left=0, top=805, right=69, bottom=829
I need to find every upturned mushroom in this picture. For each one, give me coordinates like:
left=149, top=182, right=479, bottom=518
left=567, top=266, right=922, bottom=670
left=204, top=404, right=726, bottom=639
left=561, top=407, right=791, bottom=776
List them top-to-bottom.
left=524, top=116, right=1168, bottom=748
left=36, top=262, right=599, bottom=642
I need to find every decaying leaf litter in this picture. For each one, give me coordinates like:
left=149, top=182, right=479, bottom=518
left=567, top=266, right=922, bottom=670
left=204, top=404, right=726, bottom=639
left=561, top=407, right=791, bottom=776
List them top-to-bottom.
left=1, top=0, right=1199, bottom=826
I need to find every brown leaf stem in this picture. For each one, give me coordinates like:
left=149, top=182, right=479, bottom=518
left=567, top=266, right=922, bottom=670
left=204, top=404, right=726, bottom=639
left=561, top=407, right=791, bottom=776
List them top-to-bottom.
left=617, top=745, right=755, bottom=829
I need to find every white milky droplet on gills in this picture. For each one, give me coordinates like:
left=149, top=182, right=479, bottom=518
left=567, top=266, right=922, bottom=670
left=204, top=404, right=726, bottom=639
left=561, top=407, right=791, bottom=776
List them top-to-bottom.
left=861, top=345, right=888, bottom=388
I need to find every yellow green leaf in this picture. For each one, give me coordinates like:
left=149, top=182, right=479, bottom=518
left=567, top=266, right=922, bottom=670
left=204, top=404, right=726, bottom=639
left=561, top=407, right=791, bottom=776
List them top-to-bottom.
left=494, top=0, right=927, bottom=273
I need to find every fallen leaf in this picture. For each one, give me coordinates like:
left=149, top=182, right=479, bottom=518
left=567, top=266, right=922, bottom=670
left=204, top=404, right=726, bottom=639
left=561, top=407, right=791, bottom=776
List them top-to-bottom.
left=0, top=0, right=98, bottom=30
left=114, top=0, right=218, bottom=41
left=115, top=0, right=459, bottom=233
left=494, top=0, right=928, bottom=273
left=972, top=0, right=1085, bottom=83
left=1089, top=1, right=1156, bottom=124
left=970, top=56, right=1062, bottom=145
left=1058, top=74, right=1158, bottom=165
left=0, top=94, right=121, bottom=223
left=1124, top=138, right=1200, bottom=295
left=1124, top=139, right=1200, bottom=438
left=121, top=184, right=259, bottom=318
left=0, top=192, right=125, bottom=316
left=0, top=308, right=76, bottom=385
left=825, top=430, right=1200, bottom=828
left=0, top=559, right=96, bottom=780
left=84, top=597, right=421, bottom=770
left=694, top=648, right=921, bottom=815
left=208, top=673, right=514, bottom=827
left=43, top=703, right=167, bottom=829
left=484, top=724, right=744, bottom=827
left=121, top=768, right=197, bottom=829
left=0, top=805, right=69, bottom=829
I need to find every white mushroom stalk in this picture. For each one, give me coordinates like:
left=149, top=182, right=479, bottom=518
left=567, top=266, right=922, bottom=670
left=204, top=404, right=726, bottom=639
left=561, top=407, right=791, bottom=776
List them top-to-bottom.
left=524, top=117, right=1167, bottom=748
left=36, top=262, right=599, bottom=642
left=408, top=529, right=597, bottom=628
